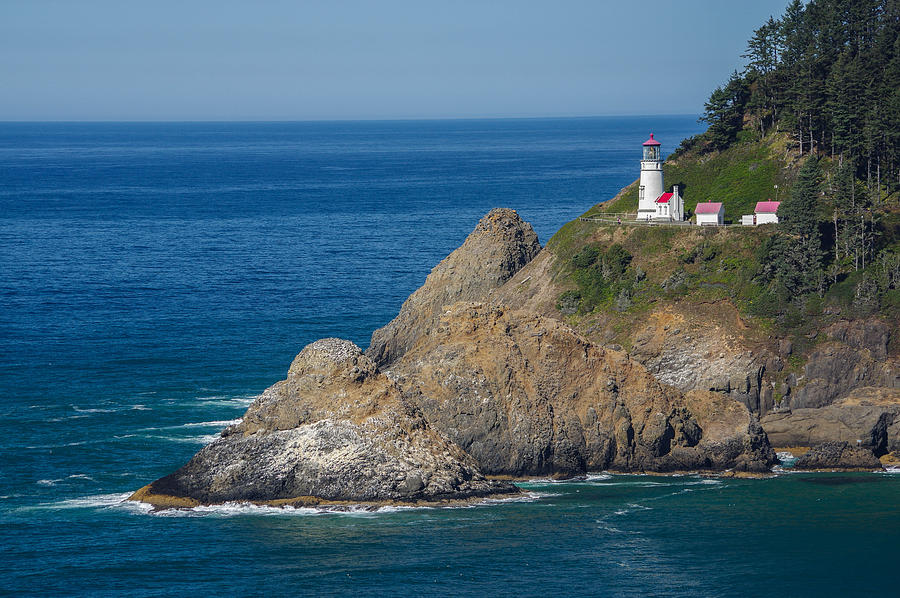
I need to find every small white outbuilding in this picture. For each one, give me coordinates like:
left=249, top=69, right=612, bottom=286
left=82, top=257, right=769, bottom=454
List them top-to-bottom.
left=695, top=202, right=724, bottom=226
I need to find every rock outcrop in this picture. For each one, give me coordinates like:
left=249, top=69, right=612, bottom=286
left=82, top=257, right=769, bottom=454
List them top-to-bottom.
left=367, top=208, right=541, bottom=366
left=388, top=303, right=776, bottom=476
left=626, top=305, right=776, bottom=416
left=131, top=339, right=517, bottom=508
left=784, top=343, right=898, bottom=410
left=761, top=387, right=900, bottom=455
left=793, top=441, right=883, bottom=471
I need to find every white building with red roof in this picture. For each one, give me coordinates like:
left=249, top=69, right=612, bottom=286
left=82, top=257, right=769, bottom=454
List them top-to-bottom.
left=636, top=133, right=684, bottom=222
left=754, top=200, right=780, bottom=224
left=695, top=201, right=724, bottom=226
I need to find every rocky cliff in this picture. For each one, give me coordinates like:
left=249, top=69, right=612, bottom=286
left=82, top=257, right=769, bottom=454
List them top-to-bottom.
left=367, top=208, right=541, bottom=366
left=490, top=216, right=900, bottom=461
left=389, top=303, right=775, bottom=476
left=131, top=339, right=517, bottom=508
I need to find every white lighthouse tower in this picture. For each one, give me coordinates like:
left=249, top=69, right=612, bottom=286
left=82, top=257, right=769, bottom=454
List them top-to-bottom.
left=636, top=133, right=684, bottom=222
left=637, top=133, right=663, bottom=220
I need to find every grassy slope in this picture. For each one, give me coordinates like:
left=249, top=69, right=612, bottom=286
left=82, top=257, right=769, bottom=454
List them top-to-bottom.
left=542, top=130, right=899, bottom=363
left=583, top=132, right=799, bottom=223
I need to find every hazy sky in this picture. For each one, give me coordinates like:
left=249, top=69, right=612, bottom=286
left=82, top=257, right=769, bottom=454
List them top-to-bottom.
left=1, top=0, right=791, bottom=121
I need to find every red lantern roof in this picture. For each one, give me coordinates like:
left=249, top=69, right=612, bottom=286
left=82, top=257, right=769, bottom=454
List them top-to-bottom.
left=642, top=133, right=661, bottom=146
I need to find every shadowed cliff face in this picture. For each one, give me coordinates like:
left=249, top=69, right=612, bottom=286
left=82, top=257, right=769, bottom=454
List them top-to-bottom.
left=367, top=208, right=541, bottom=367
left=388, top=303, right=775, bottom=476
left=132, top=339, right=516, bottom=508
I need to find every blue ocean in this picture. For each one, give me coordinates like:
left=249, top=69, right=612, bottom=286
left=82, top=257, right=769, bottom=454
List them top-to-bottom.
left=2, top=117, right=897, bottom=597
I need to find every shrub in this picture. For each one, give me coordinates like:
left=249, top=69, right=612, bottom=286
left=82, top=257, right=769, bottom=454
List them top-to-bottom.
left=571, top=244, right=601, bottom=269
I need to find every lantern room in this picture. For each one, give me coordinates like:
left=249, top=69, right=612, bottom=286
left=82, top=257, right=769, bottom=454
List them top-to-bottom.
left=642, top=133, right=661, bottom=161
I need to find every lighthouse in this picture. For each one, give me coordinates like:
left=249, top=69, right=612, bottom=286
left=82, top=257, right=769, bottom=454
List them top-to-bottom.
left=637, top=133, right=663, bottom=220
left=636, top=134, right=683, bottom=222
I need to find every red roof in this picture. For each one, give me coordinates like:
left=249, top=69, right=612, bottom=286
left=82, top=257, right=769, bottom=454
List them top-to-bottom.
left=642, top=133, right=661, bottom=146
left=655, top=192, right=673, bottom=204
left=755, top=201, right=780, bottom=213
left=695, top=202, right=723, bottom=214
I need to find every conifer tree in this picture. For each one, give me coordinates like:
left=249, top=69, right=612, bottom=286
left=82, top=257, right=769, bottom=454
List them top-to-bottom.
left=771, top=156, right=824, bottom=297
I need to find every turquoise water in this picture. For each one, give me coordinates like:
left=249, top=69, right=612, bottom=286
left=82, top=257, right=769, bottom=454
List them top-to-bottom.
left=2, top=118, right=897, bottom=596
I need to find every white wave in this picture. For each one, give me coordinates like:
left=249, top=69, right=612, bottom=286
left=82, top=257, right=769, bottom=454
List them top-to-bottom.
left=194, top=395, right=255, bottom=407
left=130, top=404, right=152, bottom=411
left=71, top=406, right=116, bottom=413
left=47, top=415, right=90, bottom=422
left=167, top=419, right=242, bottom=429
left=138, top=433, right=221, bottom=444
left=167, top=433, right=221, bottom=444
left=25, top=440, right=90, bottom=449
left=777, top=451, right=799, bottom=467
left=770, top=465, right=805, bottom=475
left=884, top=466, right=900, bottom=474
left=525, top=473, right=615, bottom=484
left=585, top=473, right=613, bottom=482
left=37, top=474, right=95, bottom=487
left=681, top=478, right=722, bottom=486
left=592, top=480, right=666, bottom=487
left=137, top=489, right=548, bottom=518
left=515, top=490, right=561, bottom=499
left=478, top=491, right=545, bottom=505
left=27, top=492, right=136, bottom=511
left=152, top=502, right=324, bottom=518
left=370, top=504, right=429, bottom=513
left=598, top=525, right=623, bottom=533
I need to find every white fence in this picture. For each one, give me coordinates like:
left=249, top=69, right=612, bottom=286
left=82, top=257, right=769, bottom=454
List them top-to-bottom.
left=577, top=215, right=744, bottom=228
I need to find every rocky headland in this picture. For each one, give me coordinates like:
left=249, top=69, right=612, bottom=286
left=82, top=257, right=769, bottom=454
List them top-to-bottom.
left=133, top=205, right=896, bottom=509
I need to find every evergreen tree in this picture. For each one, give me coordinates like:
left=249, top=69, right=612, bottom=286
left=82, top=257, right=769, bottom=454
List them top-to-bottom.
left=700, top=72, right=749, bottom=149
left=770, top=156, right=824, bottom=297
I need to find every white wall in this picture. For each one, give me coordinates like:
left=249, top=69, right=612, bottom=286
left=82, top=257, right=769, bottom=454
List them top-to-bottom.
left=639, top=160, right=663, bottom=214
left=696, top=211, right=723, bottom=226
left=756, top=213, right=778, bottom=224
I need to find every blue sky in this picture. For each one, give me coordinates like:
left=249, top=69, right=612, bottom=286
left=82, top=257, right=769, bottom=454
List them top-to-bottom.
left=1, top=0, right=791, bottom=121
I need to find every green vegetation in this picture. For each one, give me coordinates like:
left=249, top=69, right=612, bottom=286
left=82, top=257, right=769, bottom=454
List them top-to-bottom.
left=567, top=0, right=900, bottom=332
left=704, top=0, right=900, bottom=187
left=592, top=135, right=790, bottom=222
left=761, top=156, right=825, bottom=298
left=558, top=243, right=637, bottom=314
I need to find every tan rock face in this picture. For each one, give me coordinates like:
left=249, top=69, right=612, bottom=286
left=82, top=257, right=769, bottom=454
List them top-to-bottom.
left=367, top=208, right=541, bottom=366
left=388, top=303, right=775, bottom=476
left=133, top=339, right=516, bottom=508
left=761, top=388, right=900, bottom=455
